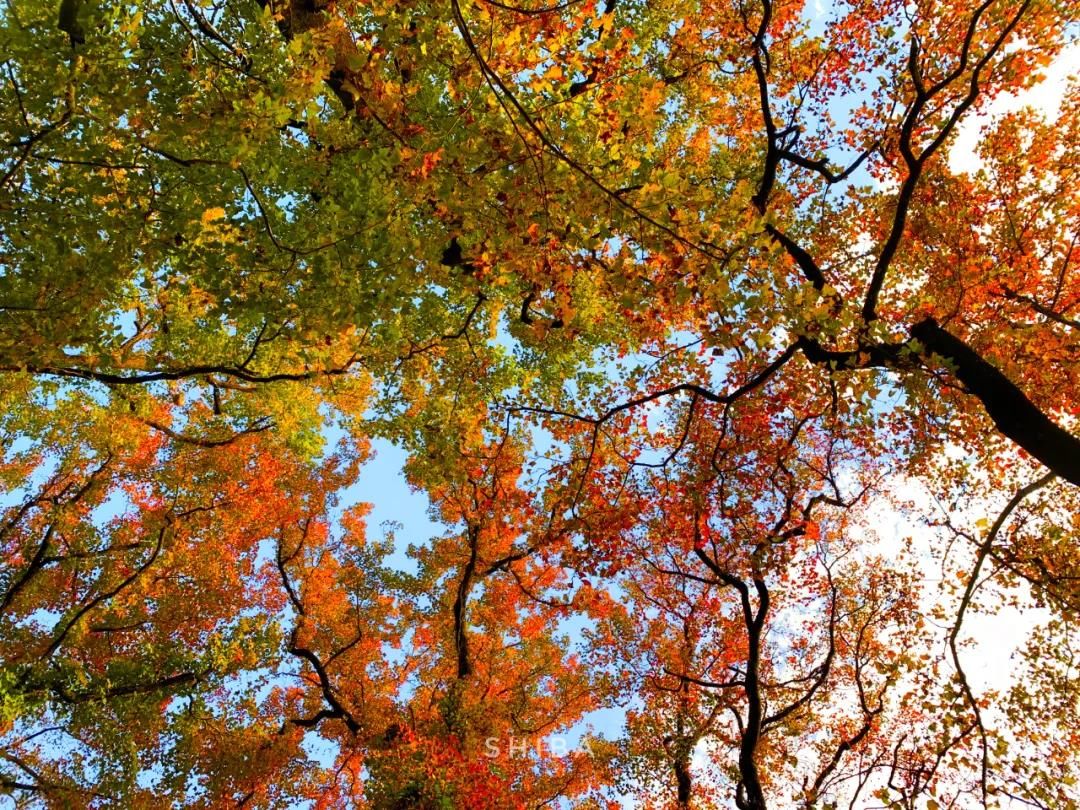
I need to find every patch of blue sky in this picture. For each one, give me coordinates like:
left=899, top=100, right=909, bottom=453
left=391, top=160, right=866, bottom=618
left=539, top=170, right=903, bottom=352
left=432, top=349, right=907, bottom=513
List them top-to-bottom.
left=801, top=0, right=837, bottom=39
left=321, top=403, right=440, bottom=575
left=301, top=729, right=340, bottom=769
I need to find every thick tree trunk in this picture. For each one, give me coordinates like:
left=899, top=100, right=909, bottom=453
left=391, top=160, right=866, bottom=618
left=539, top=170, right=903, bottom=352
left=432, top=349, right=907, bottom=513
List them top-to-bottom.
left=911, top=318, right=1080, bottom=486
left=452, top=526, right=480, bottom=678
left=674, top=756, right=692, bottom=807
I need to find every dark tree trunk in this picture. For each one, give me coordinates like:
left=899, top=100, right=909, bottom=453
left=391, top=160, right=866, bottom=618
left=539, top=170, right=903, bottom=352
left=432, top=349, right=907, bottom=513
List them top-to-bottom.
left=911, top=318, right=1080, bottom=486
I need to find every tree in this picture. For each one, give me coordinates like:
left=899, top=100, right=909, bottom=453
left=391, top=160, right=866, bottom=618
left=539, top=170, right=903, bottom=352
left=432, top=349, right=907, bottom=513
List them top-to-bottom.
left=0, top=0, right=1077, bottom=806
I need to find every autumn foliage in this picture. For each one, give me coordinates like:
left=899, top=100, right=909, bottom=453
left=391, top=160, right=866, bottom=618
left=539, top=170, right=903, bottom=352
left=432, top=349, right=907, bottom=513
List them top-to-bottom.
left=0, top=0, right=1078, bottom=806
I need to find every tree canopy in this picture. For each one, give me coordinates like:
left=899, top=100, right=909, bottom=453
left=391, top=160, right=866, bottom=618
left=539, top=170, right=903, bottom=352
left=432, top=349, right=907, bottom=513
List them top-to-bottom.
left=0, top=0, right=1078, bottom=807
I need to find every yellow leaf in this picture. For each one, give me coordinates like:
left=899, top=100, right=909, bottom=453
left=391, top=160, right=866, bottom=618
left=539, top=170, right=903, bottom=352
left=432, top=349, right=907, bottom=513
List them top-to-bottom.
left=201, top=207, right=226, bottom=225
